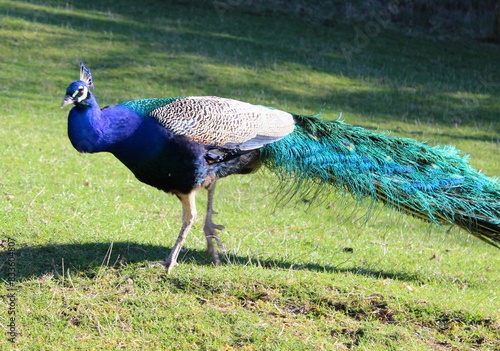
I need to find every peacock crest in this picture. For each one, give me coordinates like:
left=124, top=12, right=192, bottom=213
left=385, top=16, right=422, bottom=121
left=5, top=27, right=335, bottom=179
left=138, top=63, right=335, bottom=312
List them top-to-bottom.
left=79, top=62, right=94, bottom=89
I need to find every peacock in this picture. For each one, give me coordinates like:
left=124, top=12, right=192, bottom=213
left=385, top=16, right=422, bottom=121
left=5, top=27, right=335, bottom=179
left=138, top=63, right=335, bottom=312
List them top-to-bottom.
left=62, top=63, right=500, bottom=273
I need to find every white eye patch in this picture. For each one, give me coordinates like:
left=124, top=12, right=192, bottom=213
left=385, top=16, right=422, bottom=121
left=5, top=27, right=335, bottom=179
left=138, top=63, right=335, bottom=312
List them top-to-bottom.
left=72, top=85, right=88, bottom=102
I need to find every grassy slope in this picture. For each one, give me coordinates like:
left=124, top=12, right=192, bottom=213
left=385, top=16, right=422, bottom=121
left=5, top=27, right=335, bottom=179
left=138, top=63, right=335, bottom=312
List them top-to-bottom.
left=0, top=0, right=499, bottom=349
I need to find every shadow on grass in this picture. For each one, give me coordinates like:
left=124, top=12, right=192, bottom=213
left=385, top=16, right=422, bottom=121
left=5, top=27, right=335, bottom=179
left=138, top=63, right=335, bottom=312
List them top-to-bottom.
left=7, top=0, right=500, bottom=131
left=0, top=241, right=421, bottom=283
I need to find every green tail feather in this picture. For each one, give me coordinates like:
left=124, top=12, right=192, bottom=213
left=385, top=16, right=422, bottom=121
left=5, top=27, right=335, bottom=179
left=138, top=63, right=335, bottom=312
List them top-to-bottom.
left=260, top=114, right=500, bottom=248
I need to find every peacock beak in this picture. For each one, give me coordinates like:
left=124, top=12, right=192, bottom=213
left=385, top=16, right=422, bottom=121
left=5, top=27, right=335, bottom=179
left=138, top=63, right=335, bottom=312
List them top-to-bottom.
left=61, top=95, right=75, bottom=108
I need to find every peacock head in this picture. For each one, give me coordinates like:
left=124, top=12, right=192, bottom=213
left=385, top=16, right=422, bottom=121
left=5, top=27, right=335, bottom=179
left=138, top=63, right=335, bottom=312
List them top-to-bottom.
left=61, top=62, right=95, bottom=108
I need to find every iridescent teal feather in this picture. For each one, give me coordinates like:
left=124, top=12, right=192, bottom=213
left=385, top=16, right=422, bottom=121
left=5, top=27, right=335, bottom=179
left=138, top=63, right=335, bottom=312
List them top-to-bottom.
left=118, top=98, right=182, bottom=117
left=261, top=114, right=500, bottom=247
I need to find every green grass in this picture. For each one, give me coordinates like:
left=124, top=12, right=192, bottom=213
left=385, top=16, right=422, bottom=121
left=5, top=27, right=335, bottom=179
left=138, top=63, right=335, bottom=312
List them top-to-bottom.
left=0, top=0, right=499, bottom=349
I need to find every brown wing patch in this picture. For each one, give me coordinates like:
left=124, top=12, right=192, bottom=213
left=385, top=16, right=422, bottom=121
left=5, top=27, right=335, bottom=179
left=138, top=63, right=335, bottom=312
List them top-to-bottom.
left=149, top=96, right=295, bottom=149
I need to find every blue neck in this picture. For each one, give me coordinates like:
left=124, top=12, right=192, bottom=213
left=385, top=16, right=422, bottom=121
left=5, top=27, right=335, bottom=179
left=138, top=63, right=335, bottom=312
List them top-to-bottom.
left=67, top=93, right=142, bottom=154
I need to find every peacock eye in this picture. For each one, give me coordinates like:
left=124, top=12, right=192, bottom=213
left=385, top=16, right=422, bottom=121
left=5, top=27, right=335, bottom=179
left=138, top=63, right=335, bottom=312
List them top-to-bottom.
left=76, top=88, right=84, bottom=96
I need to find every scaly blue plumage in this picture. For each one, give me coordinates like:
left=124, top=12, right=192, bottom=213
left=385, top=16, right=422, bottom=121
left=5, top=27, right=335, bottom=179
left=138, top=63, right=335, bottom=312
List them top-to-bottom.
left=61, top=63, right=500, bottom=273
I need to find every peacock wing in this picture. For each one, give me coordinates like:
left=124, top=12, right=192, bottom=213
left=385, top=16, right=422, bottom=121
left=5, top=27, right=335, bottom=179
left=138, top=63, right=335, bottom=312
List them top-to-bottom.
left=145, top=96, right=295, bottom=150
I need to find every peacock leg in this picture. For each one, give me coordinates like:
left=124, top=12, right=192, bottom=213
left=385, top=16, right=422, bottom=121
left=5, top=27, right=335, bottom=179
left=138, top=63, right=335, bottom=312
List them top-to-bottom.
left=204, top=181, right=226, bottom=265
left=160, top=191, right=197, bottom=273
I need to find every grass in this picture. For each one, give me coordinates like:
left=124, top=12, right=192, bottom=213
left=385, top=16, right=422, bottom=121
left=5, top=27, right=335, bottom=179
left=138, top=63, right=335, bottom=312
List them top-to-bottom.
left=0, top=0, right=499, bottom=349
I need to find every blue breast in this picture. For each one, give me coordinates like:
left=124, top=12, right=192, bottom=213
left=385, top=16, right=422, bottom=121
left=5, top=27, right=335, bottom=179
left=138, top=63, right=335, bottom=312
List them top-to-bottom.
left=104, top=106, right=209, bottom=194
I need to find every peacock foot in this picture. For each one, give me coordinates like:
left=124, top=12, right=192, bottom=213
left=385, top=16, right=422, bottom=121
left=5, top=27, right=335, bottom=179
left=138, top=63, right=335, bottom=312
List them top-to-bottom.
left=203, top=216, right=226, bottom=265
left=155, top=259, right=179, bottom=274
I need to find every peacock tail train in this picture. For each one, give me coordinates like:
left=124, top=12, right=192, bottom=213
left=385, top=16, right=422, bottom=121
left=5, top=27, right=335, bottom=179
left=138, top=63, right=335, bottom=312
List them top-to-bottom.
left=260, top=114, right=500, bottom=248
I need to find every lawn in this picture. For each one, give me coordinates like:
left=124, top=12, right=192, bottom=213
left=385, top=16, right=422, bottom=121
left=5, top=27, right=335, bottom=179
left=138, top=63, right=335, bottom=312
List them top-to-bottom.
left=0, top=0, right=499, bottom=349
